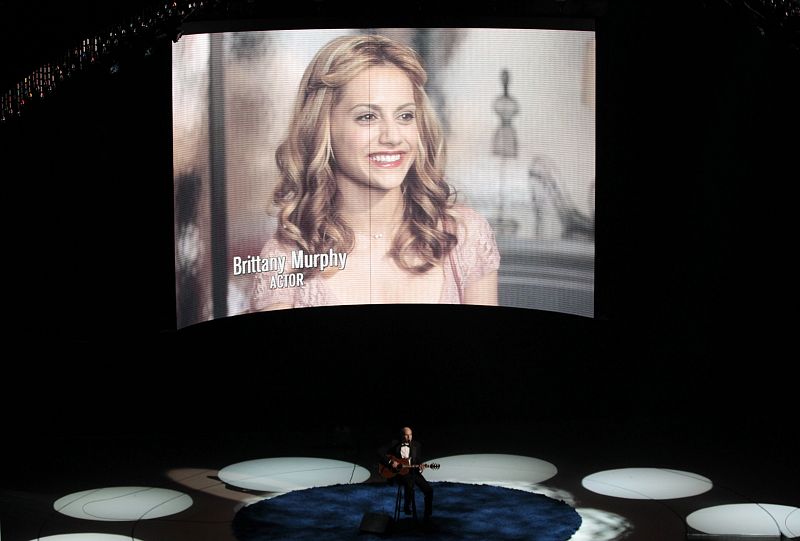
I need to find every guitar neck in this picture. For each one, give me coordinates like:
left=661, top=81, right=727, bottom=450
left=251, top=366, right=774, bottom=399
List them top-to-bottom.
left=379, top=457, right=439, bottom=479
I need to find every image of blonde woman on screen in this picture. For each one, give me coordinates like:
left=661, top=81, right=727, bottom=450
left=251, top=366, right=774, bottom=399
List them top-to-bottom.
left=251, top=34, right=499, bottom=310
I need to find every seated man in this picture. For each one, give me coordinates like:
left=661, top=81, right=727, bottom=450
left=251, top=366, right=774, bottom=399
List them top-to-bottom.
left=378, top=426, right=433, bottom=521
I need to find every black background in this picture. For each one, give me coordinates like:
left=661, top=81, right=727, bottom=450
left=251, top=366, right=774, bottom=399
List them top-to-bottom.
left=1, top=1, right=797, bottom=487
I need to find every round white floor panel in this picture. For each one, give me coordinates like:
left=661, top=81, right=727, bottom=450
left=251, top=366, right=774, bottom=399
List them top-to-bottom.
left=422, top=454, right=557, bottom=484
left=218, top=457, right=370, bottom=492
left=581, top=468, right=712, bottom=500
left=53, top=487, right=193, bottom=521
left=686, top=503, right=800, bottom=537
left=787, top=505, right=800, bottom=537
left=35, top=535, right=144, bottom=541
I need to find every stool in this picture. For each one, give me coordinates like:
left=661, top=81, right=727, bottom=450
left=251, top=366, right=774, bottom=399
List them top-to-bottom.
left=393, top=481, right=417, bottom=522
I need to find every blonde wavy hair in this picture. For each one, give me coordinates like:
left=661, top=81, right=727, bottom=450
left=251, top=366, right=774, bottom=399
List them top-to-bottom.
left=273, top=34, right=457, bottom=273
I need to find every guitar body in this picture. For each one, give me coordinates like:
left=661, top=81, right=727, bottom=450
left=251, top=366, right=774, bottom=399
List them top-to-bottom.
left=379, top=454, right=441, bottom=479
left=379, top=455, right=414, bottom=479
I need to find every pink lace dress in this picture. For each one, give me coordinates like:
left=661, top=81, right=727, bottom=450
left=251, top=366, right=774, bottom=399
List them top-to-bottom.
left=251, top=206, right=499, bottom=309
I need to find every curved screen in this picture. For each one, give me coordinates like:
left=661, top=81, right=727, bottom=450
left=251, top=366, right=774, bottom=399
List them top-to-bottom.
left=173, top=27, right=595, bottom=328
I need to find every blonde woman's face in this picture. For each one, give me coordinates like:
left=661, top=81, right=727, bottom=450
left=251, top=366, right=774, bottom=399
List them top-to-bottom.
left=330, top=64, right=418, bottom=193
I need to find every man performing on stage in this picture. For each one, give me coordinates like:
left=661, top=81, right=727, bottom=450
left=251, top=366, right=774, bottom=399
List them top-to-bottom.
left=378, top=426, right=434, bottom=522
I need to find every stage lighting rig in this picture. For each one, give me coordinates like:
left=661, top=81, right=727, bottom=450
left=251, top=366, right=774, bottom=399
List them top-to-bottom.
left=0, top=1, right=209, bottom=124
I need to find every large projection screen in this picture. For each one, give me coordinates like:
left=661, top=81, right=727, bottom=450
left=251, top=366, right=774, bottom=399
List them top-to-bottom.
left=173, top=27, right=595, bottom=328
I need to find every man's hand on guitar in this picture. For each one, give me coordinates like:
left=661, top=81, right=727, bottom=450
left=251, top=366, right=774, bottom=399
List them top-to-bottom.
left=391, top=460, right=400, bottom=469
left=419, top=463, right=427, bottom=472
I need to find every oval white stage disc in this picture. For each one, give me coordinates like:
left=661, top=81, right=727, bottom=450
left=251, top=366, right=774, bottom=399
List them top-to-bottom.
left=422, top=454, right=557, bottom=484
left=218, top=457, right=370, bottom=492
left=581, top=468, right=712, bottom=499
left=53, top=487, right=193, bottom=521
left=686, top=503, right=800, bottom=537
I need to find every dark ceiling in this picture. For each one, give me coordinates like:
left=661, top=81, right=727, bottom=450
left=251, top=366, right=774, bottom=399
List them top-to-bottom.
left=2, top=0, right=796, bottom=95
left=1, top=1, right=162, bottom=88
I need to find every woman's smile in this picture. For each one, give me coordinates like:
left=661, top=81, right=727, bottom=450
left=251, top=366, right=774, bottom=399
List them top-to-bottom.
left=369, top=152, right=407, bottom=168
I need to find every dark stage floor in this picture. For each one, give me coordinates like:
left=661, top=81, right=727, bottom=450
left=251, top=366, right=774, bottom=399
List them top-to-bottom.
left=1, top=416, right=797, bottom=541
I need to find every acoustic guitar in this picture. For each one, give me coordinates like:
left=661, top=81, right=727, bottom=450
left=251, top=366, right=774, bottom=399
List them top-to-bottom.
left=379, top=454, right=441, bottom=479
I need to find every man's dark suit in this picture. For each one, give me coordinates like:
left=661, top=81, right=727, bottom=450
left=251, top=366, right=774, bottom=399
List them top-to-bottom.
left=378, top=439, right=433, bottom=519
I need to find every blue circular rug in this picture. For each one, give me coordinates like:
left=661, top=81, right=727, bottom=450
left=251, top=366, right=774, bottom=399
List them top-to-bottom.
left=233, top=481, right=581, bottom=540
